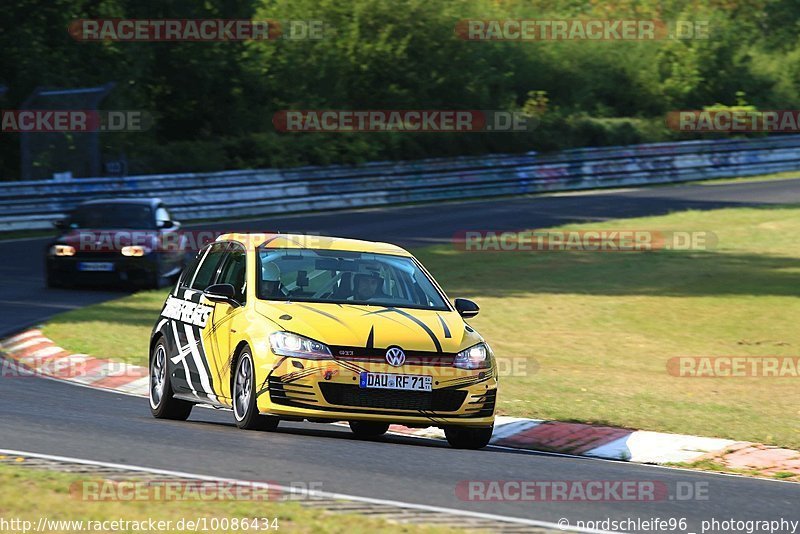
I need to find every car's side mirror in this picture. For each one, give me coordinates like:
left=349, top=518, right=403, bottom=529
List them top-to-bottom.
left=53, top=219, right=68, bottom=230
left=159, top=220, right=179, bottom=230
left=204, top=283, right=238, bottom=306
left=454, top=298, right=480, bottom=318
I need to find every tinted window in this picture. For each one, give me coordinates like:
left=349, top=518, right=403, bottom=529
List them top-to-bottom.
left=70, top=204, right=154, bottom=229
left=155, top=206, right=171, bottom=226
left=190, top=243, right=228, bottom=290
left=217, top=245, right=246, bottom=302
left=256, top=248, right=449, bottom=311
left=178, top=250, right=204, bottom=288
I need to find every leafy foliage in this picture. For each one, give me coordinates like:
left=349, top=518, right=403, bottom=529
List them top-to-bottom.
left=2, top=0, right=800, bottom=178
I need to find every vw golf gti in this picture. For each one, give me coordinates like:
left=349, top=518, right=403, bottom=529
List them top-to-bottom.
left=149, top=233, right=497, bottom=449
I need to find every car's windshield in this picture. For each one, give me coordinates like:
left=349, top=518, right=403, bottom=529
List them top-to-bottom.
left=69, top=204, right=155, bottom=229
left=257, top=248, right=450, bottom=311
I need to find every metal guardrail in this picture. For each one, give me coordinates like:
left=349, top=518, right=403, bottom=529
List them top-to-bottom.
left=2, top=135, right=800, bottom=231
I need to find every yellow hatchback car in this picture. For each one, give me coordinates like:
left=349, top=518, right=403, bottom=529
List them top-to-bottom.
left=149, top=233, right=497, bottom=449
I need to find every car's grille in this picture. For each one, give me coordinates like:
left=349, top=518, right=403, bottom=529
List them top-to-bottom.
left=329, top=346, right=456, bottom=367
left=268, top=378, right=318, bottom=406
left=319, top=383, right=467, bottom=412
left=463, top=388, right=497, bottom=418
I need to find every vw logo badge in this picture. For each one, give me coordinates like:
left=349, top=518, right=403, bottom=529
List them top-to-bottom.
left=385, top=347, right=406, bottom=367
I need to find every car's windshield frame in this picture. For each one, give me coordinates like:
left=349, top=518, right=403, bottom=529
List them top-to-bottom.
left=256, top=246, right=453, bottom=312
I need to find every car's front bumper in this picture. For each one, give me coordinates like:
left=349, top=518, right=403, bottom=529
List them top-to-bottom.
left=46, top=254, right=159, bottom=286
left=255, top=356, right=497, bottom=428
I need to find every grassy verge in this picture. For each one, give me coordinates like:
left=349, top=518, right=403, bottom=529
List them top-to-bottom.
left=691, top=170, right=800, bottom=186
left=41, top=205, right=800, bottom=449
left=666, top=458, right=800, bottom=483
left=0, top=460, right=451, bottom=533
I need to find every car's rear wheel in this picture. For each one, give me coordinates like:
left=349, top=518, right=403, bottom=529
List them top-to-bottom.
left=149, top=339, right=193, bottom=420
left=233, top=348, right=279, bottom=431
left=349, top=421, right=390, bottom=438
left=444, top=425, right=493, bottom=450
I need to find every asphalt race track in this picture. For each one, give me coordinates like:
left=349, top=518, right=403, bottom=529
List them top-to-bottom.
left=2, top=178, right=800, bottom=532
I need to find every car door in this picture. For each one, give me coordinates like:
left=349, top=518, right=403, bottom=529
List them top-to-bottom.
left=168, top=241, right=229, bottom=402
left=202, top=242, right=248, bottom=403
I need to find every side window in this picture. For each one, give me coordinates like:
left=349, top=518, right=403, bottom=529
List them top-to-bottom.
left=155, top=206, right=171, bottom=226
left=190, top=242, right=228, bottom=291
left=217, top=245, right=247, bottom=302
left=178, top=250, right=204, bottom=288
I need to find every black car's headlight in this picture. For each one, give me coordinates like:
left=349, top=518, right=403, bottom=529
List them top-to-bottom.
left=49, top=244, right=76, bottom=257
left=121, top=245, right=152, bottom=257
left=269, top=331, right=332, bottom=360
left=454, top=342, right=493, bottom=370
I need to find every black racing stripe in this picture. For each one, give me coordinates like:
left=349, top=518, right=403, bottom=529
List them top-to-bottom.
left=295, top=303, right=348, bottom=326
left=358, top=307, right=416, bottom=329
left=368, top=307, right=443, bottom=352
left=437, top=314, right=451, bottom=339
left=191, top=323, right=217, bottom=395
left=366, top=326, right=374, bottom=349
left=332, top=358, right=368, bottom=373
left=281, top=368, right=319, bottom=383
left=439, top=374, right=493, bottom=390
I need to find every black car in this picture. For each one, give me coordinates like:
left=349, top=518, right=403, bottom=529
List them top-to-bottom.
left=45, top=198, right=186, bottom=288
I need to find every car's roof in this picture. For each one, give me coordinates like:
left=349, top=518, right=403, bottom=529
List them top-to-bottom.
left=77, top=197, right=162, bottom=207
left=216, top=233, right=413, bottom=257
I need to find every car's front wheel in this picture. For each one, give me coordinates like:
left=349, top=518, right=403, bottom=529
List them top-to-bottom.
left=149, top=338, right=193, bottom=420
left=233, top=348, right=279, bottom=431
left=349, top=421, right=390, bottom=438
left=444, top=425, right=493, bottom=450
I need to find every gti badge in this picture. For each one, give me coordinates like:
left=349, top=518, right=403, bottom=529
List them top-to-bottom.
left=385, top=347, right=406, bottom=367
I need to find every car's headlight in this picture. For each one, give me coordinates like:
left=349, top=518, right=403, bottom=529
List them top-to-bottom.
left=50, top=244, right=76, bottom=257
left=121, top=245, right=151, bottom=257
left=269, top=332, right=332, bottom=360
left=454, top=342, right=493, bottom=370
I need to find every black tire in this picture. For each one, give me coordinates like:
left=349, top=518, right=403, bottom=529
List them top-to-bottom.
left=149, top=338, right=193, bottom=420
left=233, top=348, right=279, bottom=431
left=349, top=421, right=390, bottom=438
left=444, top=425, right=494, bottom=450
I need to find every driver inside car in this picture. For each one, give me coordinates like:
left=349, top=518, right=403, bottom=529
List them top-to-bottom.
left=352, top=272, right=389, bottom=301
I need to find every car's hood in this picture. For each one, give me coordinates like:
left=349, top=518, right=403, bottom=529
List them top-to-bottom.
left=53, top=229, right=159, bottom=250
left=254, top=301, right=481, bottom=353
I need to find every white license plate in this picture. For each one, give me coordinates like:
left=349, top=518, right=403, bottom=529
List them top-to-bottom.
left=78, top=262, right=115, bottom=272
left=359, top=372, right=432, bottom=392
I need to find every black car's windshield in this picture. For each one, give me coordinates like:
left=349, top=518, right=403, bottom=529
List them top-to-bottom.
left=69, top=204, right=155, bottom=229
left=257, top=248, right=450, bottom=311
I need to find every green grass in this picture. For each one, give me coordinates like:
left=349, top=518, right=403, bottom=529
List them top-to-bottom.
left=692, top=170, right=800, bottom=186
left=41, top=205, right=800, bottom=449
left=666, top=458, right=800, bottom=482
left=0, top=460, right=455, bottom=533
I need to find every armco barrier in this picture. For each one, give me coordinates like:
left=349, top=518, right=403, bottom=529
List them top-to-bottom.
left=2, top=135, right=800, bottom=231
